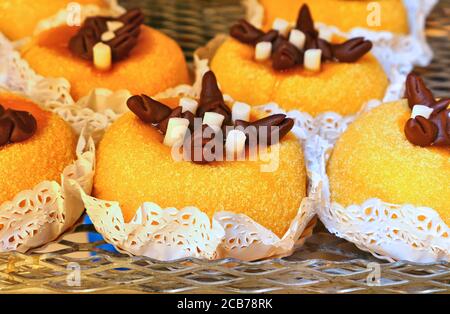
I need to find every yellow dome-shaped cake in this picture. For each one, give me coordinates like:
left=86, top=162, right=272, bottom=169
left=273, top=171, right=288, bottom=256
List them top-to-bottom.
left=0, top=0, right=107, bottom=40
left=260, top=0, right=409, bottom=34
left=210, top=5, right=388, bottom=116
left=22, top=9, right=190, bottom=100
left=211, top=38, right=387, bottom=116
left=93, top=72, right=307, bottom=237
left=328, top=74, right=450, bottom=225
left=0, top=93, right=76, bottom=205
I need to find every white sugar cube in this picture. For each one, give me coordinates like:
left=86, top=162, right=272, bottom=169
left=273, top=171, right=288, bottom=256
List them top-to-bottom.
left=272, top=18, right=291, bottom=37
left=107, top=21, right=124, bottom=32
left=289, top=29, right=306, bottom=50
left=101, top=31, right=115, bottom=42
left=255, top=41, right=272, bottom=61
left=93, top=42, right=112, bottom=71
left=304, top=49, right=322, bottom=71
left=179, top=97, right=198, bottom=114
left=232, top=101, right=251, bottom=122
left=411, top=105, right=434, bottom=119
left=203, top=112, right=225, bottom=128
left=163, top=118, right=190, bottom=147
left=225, top=130, right=247, bottom=157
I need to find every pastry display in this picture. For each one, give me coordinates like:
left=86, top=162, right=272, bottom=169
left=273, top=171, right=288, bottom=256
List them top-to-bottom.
left=0, top=0, right=107, bottom=40
left=0, top=0, right=448, bottom=293
left=260, top=0, right=409, bottom=34
left=210, top=4, right=388, bottom=116
left=22, top=9, right=190, bottom=100
left=93, top=71, right=306, bottom=237
left=328, top=73, right=449, bottom=225
left=0, top=92, right=76, bottom=205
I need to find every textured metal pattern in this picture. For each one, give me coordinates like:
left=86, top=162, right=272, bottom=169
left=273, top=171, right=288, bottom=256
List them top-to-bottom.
left=0, top=0, right=448, bottom=294
left=0, top=222, right=449, bottom=294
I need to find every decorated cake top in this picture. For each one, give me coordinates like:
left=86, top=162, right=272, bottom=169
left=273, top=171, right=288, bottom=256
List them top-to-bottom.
left=229, top=4, right=373, bottom=71
left=69, top=9, right=145, bottom=70
left=127, top=71, right=294, bottom=164
left=404, top=73, right=450, bottom=148
left=0, top=104, right=37, bottom=147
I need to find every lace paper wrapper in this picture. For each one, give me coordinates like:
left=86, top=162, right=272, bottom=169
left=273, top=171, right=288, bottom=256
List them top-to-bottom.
left=246, top=0, right=436, bottom=75
left=76, top=80, right=319, bottom=261
left=310, top=110, right=449, bottom=263
left=0, top=124, right=95, bottom=253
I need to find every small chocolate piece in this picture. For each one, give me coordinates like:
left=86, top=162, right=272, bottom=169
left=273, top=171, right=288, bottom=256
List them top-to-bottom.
left=296, top=4, right=318, bottom=38
left=118, top=8, right=145, bottom=28
left=69, top=9, right=144, bottom=63
left=83, top=16, right=109, bottom=38
left=230, top=19, right=264, bottom=45
left=115, top=22, right=141, bottom=38
left=69, top=27, right=98, bottom=60
left=257, top=30, right=279, bottom=44
left=106, top=32, right=139, bottom=61
left=272, top=35, right=289, bottom=52
left=305, top=36, right=333, bottom=61
left=332, top=37, right=372, bottom=62
left=316, top=38, right=333, bottom=61
left=272, top=42, right=302, bottom=71
left=198, top=71, right=232, bottom=125
left=404, top=73, right=435, bottom=109
left=127, top=94, right=172, bottom=124
left=431, top=98, right=450, bottom=115
left=158, top=107, right=195, bottom=134
left=158, top=107, right=183, bottom=134
left=0, top=108, right=37, bottom=145
left=431, top=109, right=450, bottom=147
left=6, top=110, right=37, bottom=143
left=182, top=110, right=195, bottom=132
left=236, top=114, right=294, bottom=145
left=251, top=114, right=286, bottom=128
left=253, top=114, right=294, bottom=145
left=404, top=116, right=438, bottom=147
left=273, top=117, right=294, bottom=140
left=0, top=118, right=13, bottom=146
left=234, top=120, right=250, bottom=129
left=185, top=124, right=221, bottom=164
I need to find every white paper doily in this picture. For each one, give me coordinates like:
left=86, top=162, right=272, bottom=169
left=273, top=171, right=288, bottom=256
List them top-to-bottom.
left=310, top=109, right=449, bottom=263
left=0, top=129, right=95, bottom=253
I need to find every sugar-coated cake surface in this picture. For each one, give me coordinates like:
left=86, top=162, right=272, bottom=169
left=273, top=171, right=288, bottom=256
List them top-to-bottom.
left=0, top=0, right=106, bottom=40
left=261, top=0, right=409, bottom=34
left=22, top=25, right=190, bottom=100
left=211, top=38, right=388, bottom=116
left=0, top=93, right=76, bottom=205
left=94, top=99, right=307, bottom=237
left=328, top=100, right=450, bottom=225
